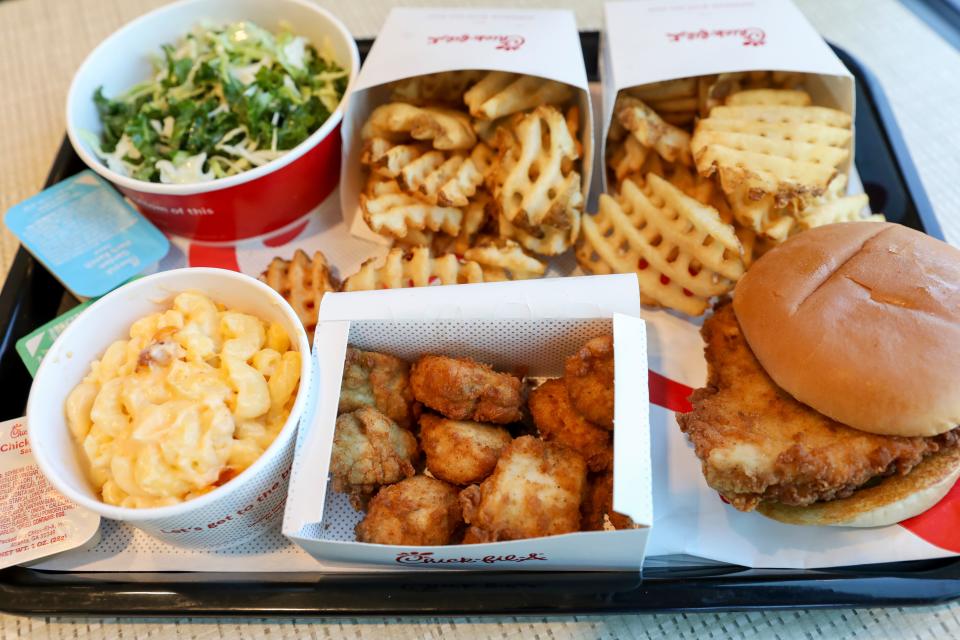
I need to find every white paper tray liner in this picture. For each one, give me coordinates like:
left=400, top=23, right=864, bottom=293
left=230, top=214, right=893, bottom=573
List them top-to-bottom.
left=28, top=80, right=876, bottom=573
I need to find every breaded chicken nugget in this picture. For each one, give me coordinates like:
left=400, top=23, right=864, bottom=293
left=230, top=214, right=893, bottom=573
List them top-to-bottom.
left=564, top=335, right=614, bottom=429
left=339, top=346, right=416, bottom=429
left=410, top=355, right=523, bottom=424
left=529, top=378, right=612, bottom=472
left=330, top=406, right=418, bottom=506
left=420, top=413, right=513, bottom=485
left=459, top=435, right=587, bottom=542
left=580, top=472, right=634, bottom=531
left=355, top=475, right=463, bottom=545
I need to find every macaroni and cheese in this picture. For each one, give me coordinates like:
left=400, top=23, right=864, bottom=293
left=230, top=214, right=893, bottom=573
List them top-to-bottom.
left=64, top=291, right=301, bottom=508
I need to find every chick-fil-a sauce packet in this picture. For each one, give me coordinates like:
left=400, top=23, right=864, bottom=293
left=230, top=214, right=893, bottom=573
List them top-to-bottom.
left=0, top=417, right=100, bottom=569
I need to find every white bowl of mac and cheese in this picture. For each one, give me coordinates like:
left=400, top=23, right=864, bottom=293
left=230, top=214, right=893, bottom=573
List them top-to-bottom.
left=26, top=268, right=312, bottom=549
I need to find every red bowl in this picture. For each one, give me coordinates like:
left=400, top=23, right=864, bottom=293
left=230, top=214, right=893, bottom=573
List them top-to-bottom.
left=65, top=0, right=359, bottom=243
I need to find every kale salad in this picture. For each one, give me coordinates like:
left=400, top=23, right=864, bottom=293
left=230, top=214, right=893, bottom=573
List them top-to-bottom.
left=91, top=21, right=348, bottom=184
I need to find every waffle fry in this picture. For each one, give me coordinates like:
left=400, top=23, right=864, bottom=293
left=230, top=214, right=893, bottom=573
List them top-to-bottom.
left=390, top=70, right=485, bottom=106
left=464, top=71, right=574, bottom=120
left=700, top=71, right=806, bottom=115
left=625, top=77, right=697, bottom=102
left=725, top=89, right=812, bottom=107
left=616, top=96, right=692, bottom=166
left=647, top=96, right=698, bottom=113
left=362, top=103, right=476, bottom=150
left=492, top=104, right=583, bottom=237
left=692, top=104, right=852, bottom=205
left=608, top=135, right=649, bottom=183
left=362, top=138, right=431, bottom=179
left=434, top=144, right=494, bottom=207
left=665, top=164, right=735, bottom=224
left=728, top=173, right=882, bottom=243
left=577, top=175, right=744, bottom=316
left=796, top=175, right=884, bottom=230
left=361, top=178, right=463, bottom=238
left=725, top=184, right=787, bottom=238
left=427, top=192, right=494, bottom=256
left=798, top=195, right=883, bottom=229
left=499, top=213, right=580, bottom=257
left=762, top=214, right=796, bottom=243
left=734, top=226, right=758, bottom=268
left=391, top=227, right=438, bottom=249
left=462, top=238, right=547, bottom=281
left=342, top=247, right=486, bottom=291
left=260, top=250, right=338, bottom=342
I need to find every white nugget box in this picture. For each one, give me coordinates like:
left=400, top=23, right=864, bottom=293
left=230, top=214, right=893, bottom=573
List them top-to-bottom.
left=600, top=0, right=855, bottom=191
left=341, top=7, right=595, bottom=244
left=282, top=274, right=653, bottom=571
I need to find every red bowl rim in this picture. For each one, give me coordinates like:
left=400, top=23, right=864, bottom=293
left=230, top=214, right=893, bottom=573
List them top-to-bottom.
left=65, top=0, right=360, bottom=196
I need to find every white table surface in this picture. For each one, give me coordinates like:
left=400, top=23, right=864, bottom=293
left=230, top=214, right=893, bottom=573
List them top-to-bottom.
left=2, top=0, right=960, bottom=637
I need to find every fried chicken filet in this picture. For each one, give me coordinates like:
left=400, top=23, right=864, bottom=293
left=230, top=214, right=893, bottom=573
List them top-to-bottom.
left=678, top=302, right=959, bottom=512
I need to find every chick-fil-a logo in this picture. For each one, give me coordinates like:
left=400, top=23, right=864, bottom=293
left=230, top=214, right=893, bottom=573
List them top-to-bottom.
left=666, top=27, right=766, bottom=47
left=427, top=34, right=526, bottom=51
left=9, top=423, right=27, bottom=440
left=395, top=551, right=547, bottom=565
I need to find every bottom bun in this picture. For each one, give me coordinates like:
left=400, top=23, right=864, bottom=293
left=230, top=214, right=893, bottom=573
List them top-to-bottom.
left=757, top=446, right=960, bottom=527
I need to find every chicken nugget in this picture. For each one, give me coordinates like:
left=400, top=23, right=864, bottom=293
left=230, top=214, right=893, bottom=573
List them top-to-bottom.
left=564, top=335, right=615, bottom=429
left=339, top=346, right=417, bottom=429
left=410, top=355, right=523, bottom=424
left=529, top=378, right=612, bottom=472
left=330, top=406, right=418, bottom=506
left=420, top=413, right=513, bottom=485
left=459, top=435, right=587, bottom=542
left=581, top=472, right=634, bottom=531
left=355, top=475, right=463, bottom=546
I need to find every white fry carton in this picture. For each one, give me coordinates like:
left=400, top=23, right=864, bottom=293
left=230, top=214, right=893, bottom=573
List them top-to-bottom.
left=600, top=0, right=855, bottom=191
left=340, top=7, right=594, bottom=245
left=283, top=274, right=653, bottom=571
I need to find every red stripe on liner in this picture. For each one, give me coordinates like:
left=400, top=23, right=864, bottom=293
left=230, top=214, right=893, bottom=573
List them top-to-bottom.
left=263, top=219, right=309, bottom=247
left=188, top=244, right=240, bottom=272
left=649, top=370, right=693, bottom=414
left=898, top=476, right=960, bottom=552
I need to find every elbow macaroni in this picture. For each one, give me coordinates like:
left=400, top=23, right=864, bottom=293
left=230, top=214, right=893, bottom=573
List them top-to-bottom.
left=64, top=291, right=301, bottom=508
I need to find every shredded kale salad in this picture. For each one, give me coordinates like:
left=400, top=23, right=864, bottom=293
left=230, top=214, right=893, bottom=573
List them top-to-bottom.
left=91, top=21, right=348, bottom=184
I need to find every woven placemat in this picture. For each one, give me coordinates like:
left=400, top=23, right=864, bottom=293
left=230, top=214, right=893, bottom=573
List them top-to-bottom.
left=1, top=0, right=959, bottom=637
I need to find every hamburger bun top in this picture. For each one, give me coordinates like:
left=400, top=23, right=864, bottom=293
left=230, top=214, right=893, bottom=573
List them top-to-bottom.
left=733, top=222, right=960, bottom=438
left=756, top=445, right=960, bottom=527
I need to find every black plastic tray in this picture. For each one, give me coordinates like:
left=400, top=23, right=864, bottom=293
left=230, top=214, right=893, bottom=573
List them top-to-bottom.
left=0, top=35, right=956, bottom=617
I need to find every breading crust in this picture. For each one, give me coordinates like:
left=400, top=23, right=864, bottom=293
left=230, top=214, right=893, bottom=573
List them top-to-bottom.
left=564, top=335, right=615, bottom=429
left=410, top=355, right=524, bottom=424
left=529, top=378, right=612, bottom=472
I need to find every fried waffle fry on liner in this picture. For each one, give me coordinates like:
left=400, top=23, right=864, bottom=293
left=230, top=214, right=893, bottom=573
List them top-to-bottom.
left=577, top=175, right=745, bottom=316
left=342, top=242, right=545, bottom=291
left=260, top=250, right=339, bottom=341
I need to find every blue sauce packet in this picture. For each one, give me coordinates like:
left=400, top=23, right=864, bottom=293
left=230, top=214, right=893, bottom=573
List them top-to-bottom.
left=4, top=170, right=169, bottom=298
